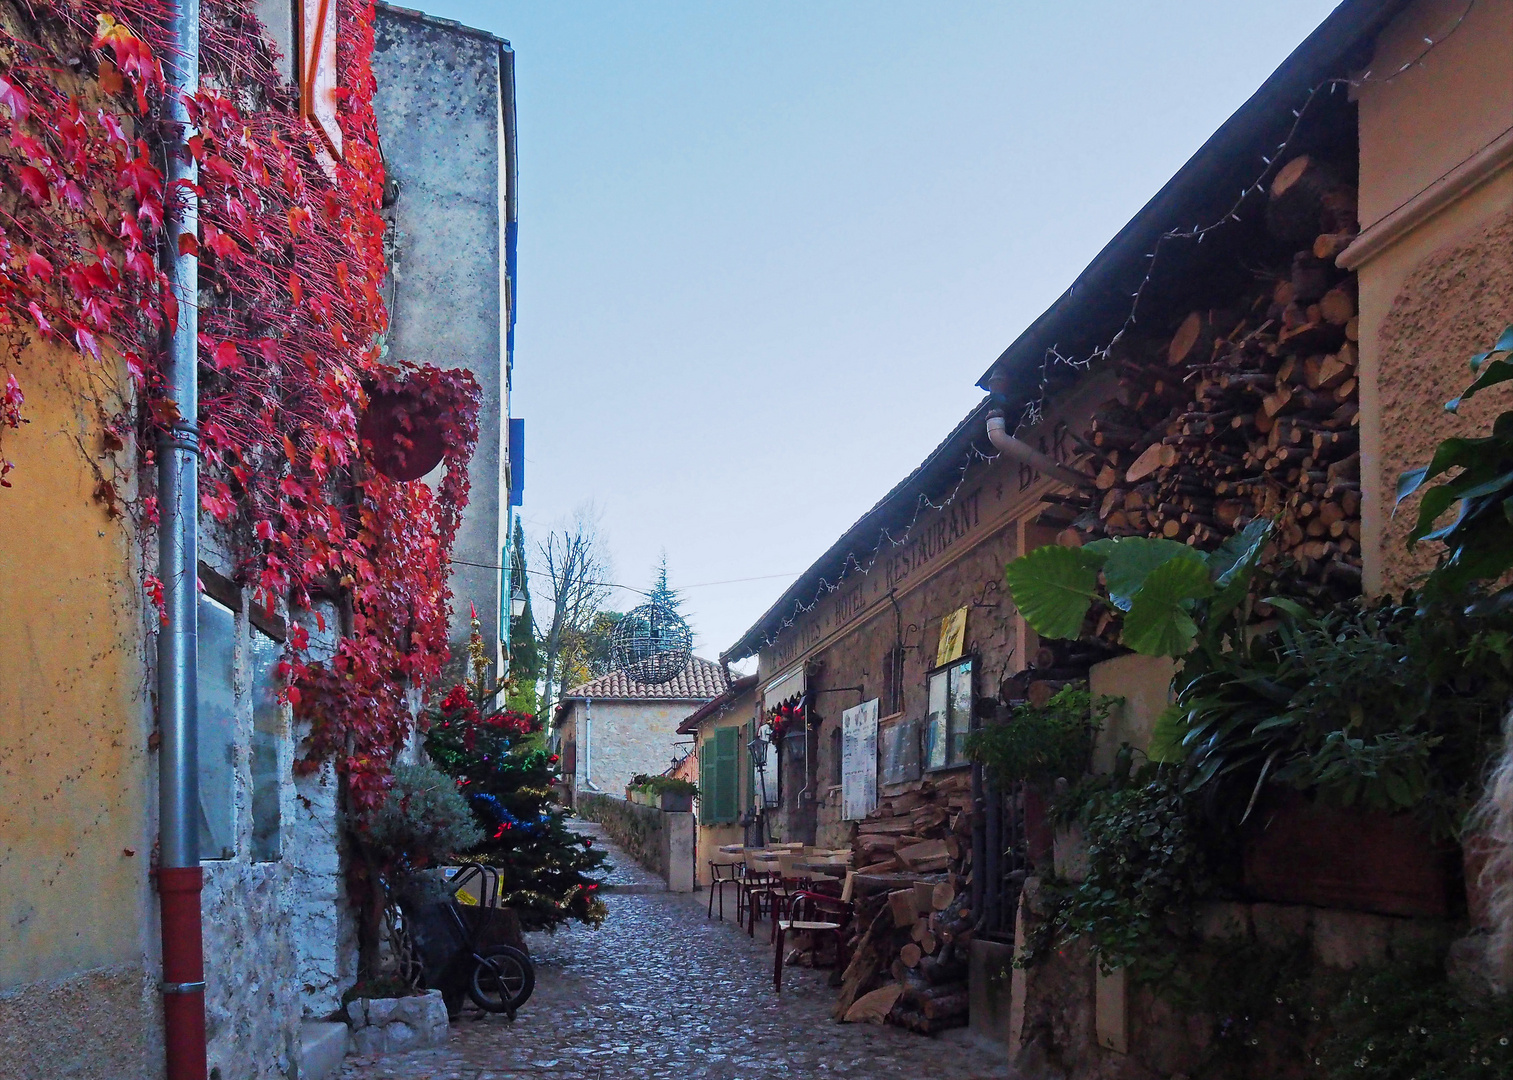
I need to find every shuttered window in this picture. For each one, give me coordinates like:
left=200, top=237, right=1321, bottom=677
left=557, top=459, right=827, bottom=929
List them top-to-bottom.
left=699, top=726, right=741, bottom=825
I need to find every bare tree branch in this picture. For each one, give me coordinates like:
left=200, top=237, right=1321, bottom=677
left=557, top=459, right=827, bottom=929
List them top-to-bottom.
left=536, top=505, right=612, bottom=719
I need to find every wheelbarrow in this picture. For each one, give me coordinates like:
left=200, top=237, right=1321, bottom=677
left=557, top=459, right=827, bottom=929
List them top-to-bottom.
left=397, top=862, right=535, bottom=1019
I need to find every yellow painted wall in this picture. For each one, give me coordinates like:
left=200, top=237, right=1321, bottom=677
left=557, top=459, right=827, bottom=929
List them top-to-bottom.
left=1350, top=0, right=1513, bottom=593
left=0, top=337, right=153, bottom=988
left=693, top=687, right=755, bottom=887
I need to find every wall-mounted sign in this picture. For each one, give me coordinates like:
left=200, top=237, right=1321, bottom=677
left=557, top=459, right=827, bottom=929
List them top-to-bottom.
left=301, top=0, right=342, bottom=159
left=936, top=605, right=969, bottom=667
left=841, top=698, right=879, bottom=821
left=879, top=715, right=921, bottom=786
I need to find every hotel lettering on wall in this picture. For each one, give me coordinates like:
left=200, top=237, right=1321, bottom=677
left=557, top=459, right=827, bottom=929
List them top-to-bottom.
left=885, top=487, right=983, bottom=590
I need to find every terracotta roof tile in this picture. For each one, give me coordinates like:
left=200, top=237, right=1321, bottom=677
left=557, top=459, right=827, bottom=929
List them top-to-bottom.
left=561, top=656, right=729, bottom=702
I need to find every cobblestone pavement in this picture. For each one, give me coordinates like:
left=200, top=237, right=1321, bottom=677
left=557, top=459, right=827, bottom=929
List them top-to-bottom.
left=337, top=824, right=1010, bottom=1080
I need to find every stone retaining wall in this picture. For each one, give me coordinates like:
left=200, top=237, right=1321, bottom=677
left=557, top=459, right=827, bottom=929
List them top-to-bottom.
left=576, top=793, right=694, bottom=892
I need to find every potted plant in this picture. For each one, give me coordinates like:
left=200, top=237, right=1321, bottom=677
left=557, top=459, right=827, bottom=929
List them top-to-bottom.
left=628, top=774, right=699, bottom=812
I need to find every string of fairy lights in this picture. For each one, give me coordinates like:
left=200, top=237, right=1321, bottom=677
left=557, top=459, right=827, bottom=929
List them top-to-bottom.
left=730, top=2, right=1478, bottom=660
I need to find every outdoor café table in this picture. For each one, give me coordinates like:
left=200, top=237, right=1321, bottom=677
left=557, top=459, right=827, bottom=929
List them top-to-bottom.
left=717, top=844, right=745, bottom=854
left=791, top=859, right=848, bottom=877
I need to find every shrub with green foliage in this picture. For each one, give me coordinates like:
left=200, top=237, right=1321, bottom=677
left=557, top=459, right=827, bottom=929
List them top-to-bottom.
left=965, top=687, right=1119, bottom=786
left=354, top=757, right=484, bottom=871
left=1031, top=767, right=1222, bottom=977
left=1316, top=959, right=1513, bottom=1080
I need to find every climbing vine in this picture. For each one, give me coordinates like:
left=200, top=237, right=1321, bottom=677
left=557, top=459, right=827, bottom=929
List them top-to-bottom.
left=0, top=0, right=481, bottom=808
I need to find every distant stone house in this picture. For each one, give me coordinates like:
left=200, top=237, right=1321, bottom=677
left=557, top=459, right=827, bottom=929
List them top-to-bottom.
left=555, top=658, right=730, bottom=806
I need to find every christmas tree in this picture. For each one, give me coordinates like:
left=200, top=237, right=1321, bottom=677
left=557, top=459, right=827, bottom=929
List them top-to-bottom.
left=423, top=610, right=607, bottom=930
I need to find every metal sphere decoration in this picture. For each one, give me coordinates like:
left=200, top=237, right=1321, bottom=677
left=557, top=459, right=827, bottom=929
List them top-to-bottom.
left=610, top=601, right=693, bottom=685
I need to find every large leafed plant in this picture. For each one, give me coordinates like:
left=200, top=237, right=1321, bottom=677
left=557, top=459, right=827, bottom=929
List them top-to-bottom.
left=1397, top=324, right=1513, bottom=597
left=1003, top=519, right=1272, bottom=657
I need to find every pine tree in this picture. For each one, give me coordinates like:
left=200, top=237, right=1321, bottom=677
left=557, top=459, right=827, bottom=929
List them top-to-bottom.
left=506, top=519, right=540, bottom=715
left=648, top=551, right=683, bottom=612
left=422, top=611, right=607, bottom=930
left=424, top=685, right=608, bottom=930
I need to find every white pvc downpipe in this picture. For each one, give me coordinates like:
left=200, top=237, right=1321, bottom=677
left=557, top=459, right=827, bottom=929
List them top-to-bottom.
left=985, top=413, right=1089, bottom=489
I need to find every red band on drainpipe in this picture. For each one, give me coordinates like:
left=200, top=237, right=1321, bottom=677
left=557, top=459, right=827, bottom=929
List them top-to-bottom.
left=157, top=866, right=207, bottom=1080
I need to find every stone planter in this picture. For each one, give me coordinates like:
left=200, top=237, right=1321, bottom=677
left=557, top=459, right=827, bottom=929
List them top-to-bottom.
left=628, top=789, right=657, bottom=808
left=659, top=791, right=693, bottom=813
left=1241, top=793, right=1458, bottom=918
left=347, top=990, right=450, bottom=1056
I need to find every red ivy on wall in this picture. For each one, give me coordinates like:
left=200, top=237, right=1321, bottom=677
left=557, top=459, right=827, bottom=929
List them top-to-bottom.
left=0, top=0, right=481, bottom=808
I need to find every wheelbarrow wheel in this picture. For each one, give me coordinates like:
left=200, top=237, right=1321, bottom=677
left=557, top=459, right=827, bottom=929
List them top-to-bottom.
left=467, top=945, right=534, bottom=1014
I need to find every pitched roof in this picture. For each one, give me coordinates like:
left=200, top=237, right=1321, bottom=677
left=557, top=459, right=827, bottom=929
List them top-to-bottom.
left=722, top=400, right=993, bottom=663
left=561, top=656, right=730, bottom=703
left=677, top=673, right=759, bottom=734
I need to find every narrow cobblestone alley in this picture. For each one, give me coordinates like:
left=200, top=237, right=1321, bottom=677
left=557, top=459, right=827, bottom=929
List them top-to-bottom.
left=337, top=825, right=1010, bottom=1080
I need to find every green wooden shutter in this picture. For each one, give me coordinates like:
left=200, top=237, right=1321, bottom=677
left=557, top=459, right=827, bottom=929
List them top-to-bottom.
left=714, top=726, right=739, bottom=824
left=698, top=740, right=709, bottom=821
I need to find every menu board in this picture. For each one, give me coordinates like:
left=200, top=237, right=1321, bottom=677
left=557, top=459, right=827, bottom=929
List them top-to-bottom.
left=841, top=698, right=879, bottom=821
left=879, top=715, right=922, bottom=786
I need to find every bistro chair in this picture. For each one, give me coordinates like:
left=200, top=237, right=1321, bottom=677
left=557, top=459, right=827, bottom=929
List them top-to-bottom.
left=741, top=852, right=783, bottom=937
left=707, top=858, right=743, bottom=921
left=773, top=890, right=852, bottom=992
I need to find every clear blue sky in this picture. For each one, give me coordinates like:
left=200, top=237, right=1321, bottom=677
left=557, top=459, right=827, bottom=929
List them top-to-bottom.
left=418, top=0, right=1342, bottom=658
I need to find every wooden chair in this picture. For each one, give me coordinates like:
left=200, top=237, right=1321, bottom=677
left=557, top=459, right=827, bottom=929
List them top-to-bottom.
left=741, top=853, right=783, bottom=937
left=707, top=858, right=743, bottom=920
left=773, top=890, right=852, bottom=992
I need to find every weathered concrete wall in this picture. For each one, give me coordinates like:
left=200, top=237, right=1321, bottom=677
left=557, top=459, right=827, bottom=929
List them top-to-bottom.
left=1348, top=0, right=1513, bottom=593
left=371, top=6, right=511, bottom=671
left=0, top=336, right=159, bottom=1076
left=1088, top=654, right=1176, bottom=774
left=560, top=699, right=705, bottom=803
left=289, top=754, right=359, bottom=1019
left=576, top=793, right=694, bottom=891
left=202, top=862, right=300, bottom=1079
left=1007, top=878, right=1455, bottom=1079
left=0, top=962, right=160, bottom=1079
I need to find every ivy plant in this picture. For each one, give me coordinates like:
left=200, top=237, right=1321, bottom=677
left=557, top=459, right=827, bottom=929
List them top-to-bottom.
left=1003, top=519, right=1271, bottom=657
left=1027, top=766, right=1221, bottom=977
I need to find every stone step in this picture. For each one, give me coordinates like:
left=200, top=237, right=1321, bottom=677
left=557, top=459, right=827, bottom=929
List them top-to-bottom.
left=298, top=1021, right=350, bottom=1080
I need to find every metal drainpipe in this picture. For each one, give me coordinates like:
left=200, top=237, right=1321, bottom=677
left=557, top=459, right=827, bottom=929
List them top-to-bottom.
left=157, top=2, right=206, bottom=1077
left=584, top=696, right=592, bottom=789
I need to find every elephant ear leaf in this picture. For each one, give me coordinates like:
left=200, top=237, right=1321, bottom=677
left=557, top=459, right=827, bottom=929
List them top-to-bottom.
left=1206, top=518, right=1273, bottom=625
left=1207, top=518, right=1272, bottom=588
left=1098, top=537, right=1204, bottom=611
left=1004, top=544, right=1103, bottom=641
left=1121, top=556, right=1215, bottom=657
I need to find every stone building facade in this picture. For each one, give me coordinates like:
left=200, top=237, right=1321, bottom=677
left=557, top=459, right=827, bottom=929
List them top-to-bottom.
left=719, top=2, right=1513, bottom=1073
left=371, top=3, right=520, bottom=680
left=0, top=5, right=517, bottom=1078
left=722, top=388, right=1103, bottom=851
left=556, top=659, right=730, bottom=807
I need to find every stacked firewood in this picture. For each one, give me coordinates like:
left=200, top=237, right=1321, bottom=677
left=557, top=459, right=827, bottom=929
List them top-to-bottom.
left=1039, top=155, right=1364, bottom=600
left=831, top=773, right=976, bottom=1032
left=851, top=774, right=974, bottom=874
left=832, top=877, right=975, bottom=1033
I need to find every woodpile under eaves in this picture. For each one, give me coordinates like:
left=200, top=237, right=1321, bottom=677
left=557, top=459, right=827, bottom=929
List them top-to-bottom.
left=1037, top=155, right=1364, bottom=604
